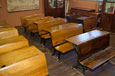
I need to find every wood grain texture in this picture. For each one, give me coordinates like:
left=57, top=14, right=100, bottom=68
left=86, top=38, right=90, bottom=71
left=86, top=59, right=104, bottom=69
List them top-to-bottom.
left=101, top=0, right=115, bottom=33
left=69, top=8, right=98, bottom=17
left=101, top=13, right=114, bottom=32
left=20, top=14, right=44, bottom=27
left=26, top=16, right=54, bottom=29
left=83, top=16, right=97, bottom=32
left=28, top=17, right=54, bottom=30
left=36, top=18, right=67, bottom=35
left=42, top=23, right=80, bottom=33
left=51, top=24, right=83, bottom=46
left=0, top=28, right=19, bottom=40
left=66, top=30, right=110, bottom=60
left=66, top=30, right=110, bottom=46
left=40, top=34, right=51, bottom=39
left=0, top=36, right=29, bottom=54
left=55, top=42, right=74, bottom=53
left=0, top=46, right=49, bottom=76
left=0, top=46, right=39, bottom=68
left=80, top=47, right=115, bottom=69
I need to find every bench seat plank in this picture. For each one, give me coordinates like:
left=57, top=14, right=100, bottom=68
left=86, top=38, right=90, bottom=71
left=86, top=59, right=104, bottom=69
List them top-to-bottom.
left=40, top=34, right=51, bottom=39
left=55, top=42, right=74, bottom=53
left=80, top=47, right=115, bottom=70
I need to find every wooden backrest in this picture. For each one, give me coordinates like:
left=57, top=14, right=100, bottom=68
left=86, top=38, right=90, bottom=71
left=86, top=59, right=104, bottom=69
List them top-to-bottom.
left=69, top=8, right=98, bottom=18
left=20, top=14, right=44, bottom=27
left=27, top=16, right=54, bottom=30
left=83, top=16, right=97, bottom=32
left=37, top=18, right=67, bottom=35
left=51, top=24, right=83, bottom=46
left=0, top=28, right=19, bottom=40
left=0, top=36, right=29, bottom=54
left=0, top=46, right=48, bottom=76
left=0, top=46, right=39, bottom=68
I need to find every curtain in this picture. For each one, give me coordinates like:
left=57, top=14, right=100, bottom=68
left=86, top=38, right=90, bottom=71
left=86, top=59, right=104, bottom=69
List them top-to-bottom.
left=65, top=0, right=70, bottom=15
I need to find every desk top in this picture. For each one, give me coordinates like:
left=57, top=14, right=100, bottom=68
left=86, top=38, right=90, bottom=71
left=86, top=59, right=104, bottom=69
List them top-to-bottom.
left=42, top=23, right=82, bottom=33
left=66, top=30, right=110, bottom=46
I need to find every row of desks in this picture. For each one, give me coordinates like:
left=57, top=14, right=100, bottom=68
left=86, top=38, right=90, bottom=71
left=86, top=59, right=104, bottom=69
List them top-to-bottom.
left=0, top=22, right=49, bottom=76
left=41, top=22, right=115, bottom=73
left=42, top=23, right=82, bottom=34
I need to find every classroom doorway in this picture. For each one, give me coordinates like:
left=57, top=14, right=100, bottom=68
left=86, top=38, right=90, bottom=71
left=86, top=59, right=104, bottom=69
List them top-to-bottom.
left=44, top=0, right=65, bottom=18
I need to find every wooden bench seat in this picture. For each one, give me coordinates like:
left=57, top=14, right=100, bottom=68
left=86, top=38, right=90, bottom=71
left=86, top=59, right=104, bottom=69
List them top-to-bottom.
left=20, top=14, right=44, bottom=33
left=20, top=14, right=44, bottom=27
left=26, top=16, right=53, bottom=30
left=27, top=17, right=54, bottom=39
left=31, top=18, right=54, bottom=31
left=34, top=18, right=67, bottom=44
left=38, top=18, right=67, bottom=35
left=51, top=24, right=83, bottom=60
left=0, top=28, right=19, bottom=40
left=66, top=30, right=114, bottom=75
left=40, top=34, right=51, bottom=39
left=0, top=36, right=29, bottom=54
left=55, top=42, right=74, bottom=53
left=0, top=46, right=49, bottom=76
left=80, top=47, right=115, bottom=70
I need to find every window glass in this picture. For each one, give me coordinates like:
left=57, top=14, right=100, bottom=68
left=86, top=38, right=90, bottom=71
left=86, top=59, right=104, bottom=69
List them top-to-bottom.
left=49, top=0, right=56, bottom=8
left=57, top=0, right=63, bottom=8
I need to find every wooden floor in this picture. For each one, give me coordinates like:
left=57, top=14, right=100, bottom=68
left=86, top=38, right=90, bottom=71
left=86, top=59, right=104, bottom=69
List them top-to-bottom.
left=18, top=27, right=115, bottom=76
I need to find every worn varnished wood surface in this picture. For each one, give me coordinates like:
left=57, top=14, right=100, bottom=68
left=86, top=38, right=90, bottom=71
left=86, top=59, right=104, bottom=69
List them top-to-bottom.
left=69, top=8, right=98, bottom=17
left=20, top=14, right=44, bottom=27
left=25, top=16, right=53, bottom=29
left=28, top=17, right=54, bottom=30
left=83, top=17, right=97, bottom=32
left=36, top=18, right=67, bottom=35
left=42, top=23, right=82, bottom=33
left=50, top=24, right=82, bottom=53
left=51, top=24, right=83, bottom=46
left=17, top=27, right=115, bottom=76
left=0, top=28, right=19, bottom=40
left=66, top=30, right=110, bottom=60
left=66, top=30, right=109, bottom=46
left=0, top=36, right=29, bottom=54
left=0, top=46, right=49, bottom=76
left=0, top=46, right=39, bottom=68
left=80, top=47, right=115, bottom=69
